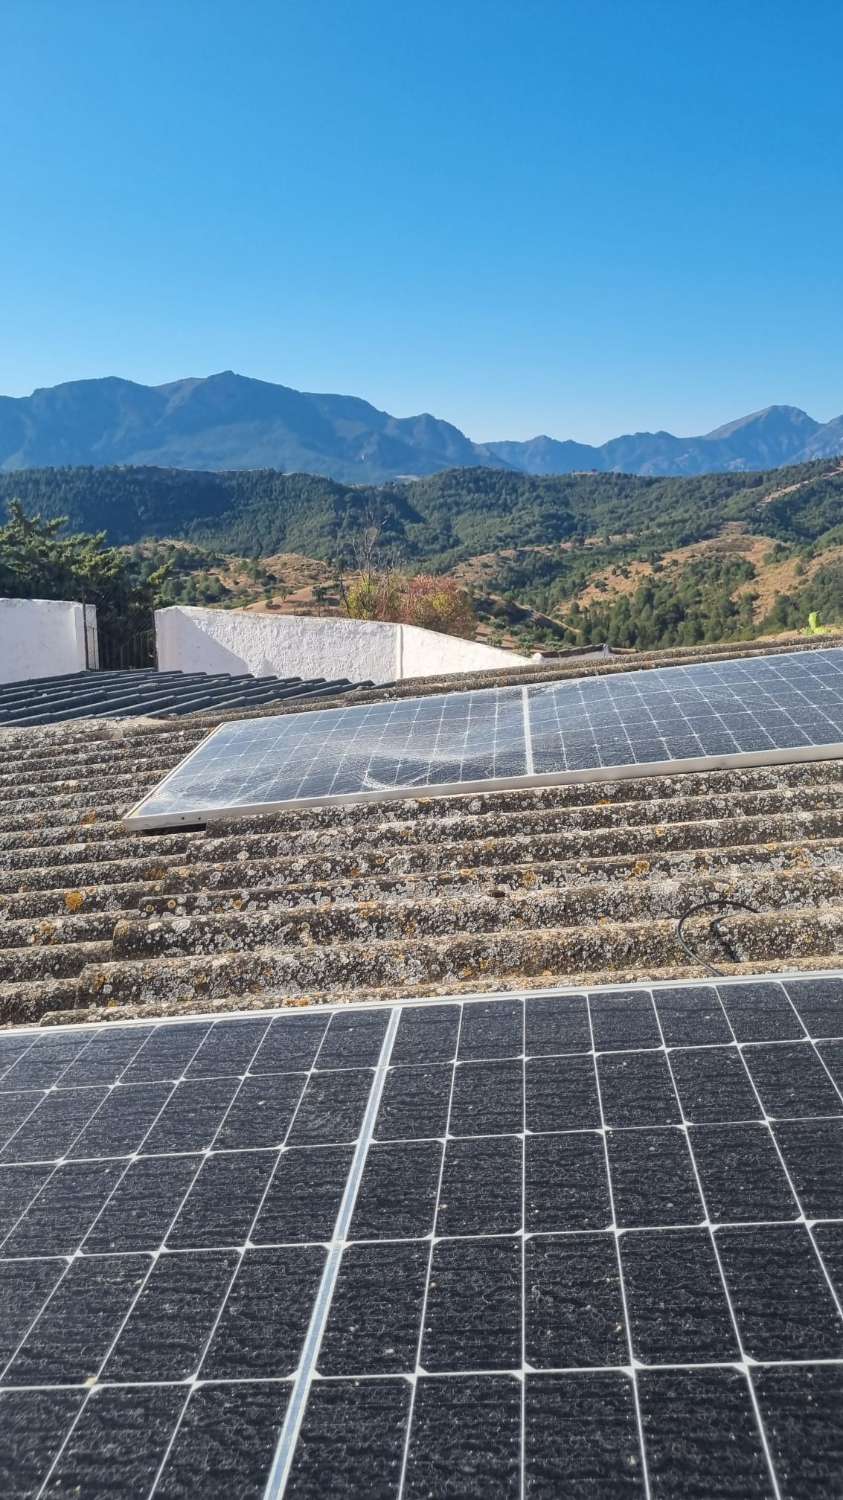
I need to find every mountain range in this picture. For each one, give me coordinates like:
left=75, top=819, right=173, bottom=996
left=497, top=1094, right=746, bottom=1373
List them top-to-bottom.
left=1, top=371, right=841, bottom=482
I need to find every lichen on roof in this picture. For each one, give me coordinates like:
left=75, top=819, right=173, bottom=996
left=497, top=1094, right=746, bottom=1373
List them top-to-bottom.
left=1, top=636, right=842, bottom=1028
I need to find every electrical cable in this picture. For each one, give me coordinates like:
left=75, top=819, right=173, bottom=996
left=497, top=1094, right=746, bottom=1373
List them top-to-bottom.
left=676, top=896, right=759, bottom=978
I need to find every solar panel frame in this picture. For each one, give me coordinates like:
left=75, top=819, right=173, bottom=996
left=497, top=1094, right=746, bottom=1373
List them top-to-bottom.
left=124, top=648, right=843, bottom=828
left=2, top=972, right=843, bottom=1498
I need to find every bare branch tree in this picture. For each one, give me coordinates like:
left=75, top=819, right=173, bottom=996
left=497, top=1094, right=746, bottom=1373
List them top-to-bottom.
left=335, top=503, right=403, bottom=613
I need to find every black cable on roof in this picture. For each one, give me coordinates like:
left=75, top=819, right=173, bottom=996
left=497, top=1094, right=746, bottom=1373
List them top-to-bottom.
left=676, top=897, right=760, bottom=978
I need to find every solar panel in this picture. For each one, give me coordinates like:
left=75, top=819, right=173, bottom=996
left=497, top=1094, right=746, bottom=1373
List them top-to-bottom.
left=124, top=648, right=843, bottom=827
left=2, top=975, right=842, bottom=1496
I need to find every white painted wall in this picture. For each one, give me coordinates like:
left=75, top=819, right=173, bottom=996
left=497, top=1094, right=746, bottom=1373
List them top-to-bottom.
left=0, top=598, right=96, bottom=684
left=155, top=605, right=529, bottom=683
left=398, top=622, right=530, bottom=677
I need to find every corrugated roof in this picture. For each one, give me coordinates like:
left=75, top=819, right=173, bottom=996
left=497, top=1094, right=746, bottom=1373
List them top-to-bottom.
left=1, top=634, right=841, bottom=1030
left=3, top=638, right=841, bottom=1500
left=0, top=668, right=378, bottom=728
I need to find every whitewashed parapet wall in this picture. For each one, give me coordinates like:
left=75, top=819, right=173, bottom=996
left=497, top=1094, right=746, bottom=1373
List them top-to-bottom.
left=0, top=597, right=97, bottom=684
left=155, top=606, right=529, bottom=683
left=397, top=622, right=531, bottom=677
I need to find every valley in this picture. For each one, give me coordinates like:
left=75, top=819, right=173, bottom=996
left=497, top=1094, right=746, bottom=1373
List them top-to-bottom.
left=2, top=454, right=842, bottom=652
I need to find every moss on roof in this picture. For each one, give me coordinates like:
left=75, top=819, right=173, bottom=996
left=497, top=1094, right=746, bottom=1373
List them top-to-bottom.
left=1, top=637, right=842, bottom=1028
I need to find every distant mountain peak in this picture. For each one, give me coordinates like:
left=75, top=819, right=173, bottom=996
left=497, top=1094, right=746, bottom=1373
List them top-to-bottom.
left=0, top=372, right=840, bottom=480
left=705, top=404, right=819, bottom=441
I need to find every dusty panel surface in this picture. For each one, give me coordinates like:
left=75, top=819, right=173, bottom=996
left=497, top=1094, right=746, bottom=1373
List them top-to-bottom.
left=125, top=648, right=843, bottom=826
left=1, top=975, right=842, bottom=1497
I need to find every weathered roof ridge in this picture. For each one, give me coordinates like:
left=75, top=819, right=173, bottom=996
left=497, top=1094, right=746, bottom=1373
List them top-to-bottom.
left=2, top=632, right=838, bottom=752
left=186, top=632, right=843, bottom=727
left=1, top=634, right=841, bottom=1030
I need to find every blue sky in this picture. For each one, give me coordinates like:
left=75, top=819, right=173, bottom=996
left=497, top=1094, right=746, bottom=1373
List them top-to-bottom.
left=1, top=0, right=841, bottom=442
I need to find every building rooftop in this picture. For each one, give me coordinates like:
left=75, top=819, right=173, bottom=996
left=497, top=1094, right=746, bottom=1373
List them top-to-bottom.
left=0, top=634, right=841, bottom=1030
left=1, top=636, right=842, bottom=1495
left=0, top=667, right=378, bottom=729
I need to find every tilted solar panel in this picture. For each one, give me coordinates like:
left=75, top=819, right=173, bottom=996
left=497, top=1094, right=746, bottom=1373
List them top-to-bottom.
left=124, top=648, right=843, bottom=828
left=1, top=975, right=842, bottom=1496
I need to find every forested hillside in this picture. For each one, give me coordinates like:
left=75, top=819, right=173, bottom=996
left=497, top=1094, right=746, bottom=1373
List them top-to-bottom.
left=2, top=458, right=842, bottom=651
left=2, top=458, right=842, bottom=560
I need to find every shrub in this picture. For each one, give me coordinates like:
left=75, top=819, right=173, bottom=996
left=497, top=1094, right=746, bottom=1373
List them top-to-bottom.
left=343, top=570, right=476, bottom=638
left=344, top=572, right=403, bottom=622
left=401, top=574, right=476, bottom=638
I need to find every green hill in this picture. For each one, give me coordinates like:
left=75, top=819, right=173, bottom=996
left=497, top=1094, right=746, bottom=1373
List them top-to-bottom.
left=2, top=457, right=842, bottom=563
left=2, top=460, right=842, bottom=653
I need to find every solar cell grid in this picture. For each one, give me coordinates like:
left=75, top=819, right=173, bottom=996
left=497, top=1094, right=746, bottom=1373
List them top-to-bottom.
left=125, top=647, right=843, bottom=826
left=1, top=974, right=842, bottom=1497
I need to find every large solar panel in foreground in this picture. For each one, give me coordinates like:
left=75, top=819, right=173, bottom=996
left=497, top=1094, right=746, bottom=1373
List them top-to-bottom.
left=125, top=648, right=843, bottom=827
left=2, top=974, right=842, bottom=1497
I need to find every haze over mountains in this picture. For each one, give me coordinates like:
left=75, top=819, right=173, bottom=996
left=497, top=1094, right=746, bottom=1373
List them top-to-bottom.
left=0, top=371, right=841, bottom=482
